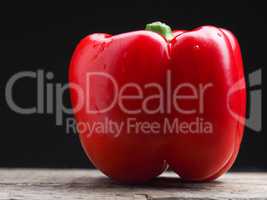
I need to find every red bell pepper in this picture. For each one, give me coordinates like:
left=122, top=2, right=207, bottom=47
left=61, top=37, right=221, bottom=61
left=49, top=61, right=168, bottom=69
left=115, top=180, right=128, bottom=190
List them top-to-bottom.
left=69, top=22, right=246, bottom=183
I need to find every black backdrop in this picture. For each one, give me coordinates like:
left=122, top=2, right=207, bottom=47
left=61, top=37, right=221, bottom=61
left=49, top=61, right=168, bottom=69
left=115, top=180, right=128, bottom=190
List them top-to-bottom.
left=0, top=0, right=266, bottom=169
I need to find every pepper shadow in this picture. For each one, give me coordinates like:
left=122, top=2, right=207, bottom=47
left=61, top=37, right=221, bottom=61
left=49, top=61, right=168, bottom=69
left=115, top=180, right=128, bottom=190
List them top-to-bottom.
left=66, top=172, right=223, bottom=193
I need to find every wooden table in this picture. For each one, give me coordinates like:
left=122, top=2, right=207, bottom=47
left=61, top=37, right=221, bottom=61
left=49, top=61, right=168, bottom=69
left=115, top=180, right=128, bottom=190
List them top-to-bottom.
left=0, top=169, right=266, bottom=199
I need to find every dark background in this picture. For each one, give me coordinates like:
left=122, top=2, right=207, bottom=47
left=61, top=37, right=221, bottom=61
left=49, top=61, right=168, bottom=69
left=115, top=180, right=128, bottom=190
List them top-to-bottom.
left=0, top=0, right=265, bottom=169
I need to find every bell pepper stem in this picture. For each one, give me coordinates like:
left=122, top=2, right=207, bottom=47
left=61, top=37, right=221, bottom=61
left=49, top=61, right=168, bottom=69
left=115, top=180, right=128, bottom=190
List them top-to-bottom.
left=145, top=21, right=174, bottom=41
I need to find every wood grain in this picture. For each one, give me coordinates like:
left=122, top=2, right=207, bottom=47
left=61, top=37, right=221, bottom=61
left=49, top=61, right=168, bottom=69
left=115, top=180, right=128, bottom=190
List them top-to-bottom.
left=0, top=169, right=266, bottom=199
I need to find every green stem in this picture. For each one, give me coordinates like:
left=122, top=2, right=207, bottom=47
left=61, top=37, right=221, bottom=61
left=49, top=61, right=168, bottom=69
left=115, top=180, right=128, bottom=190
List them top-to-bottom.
left=145, top=21, right=174, bottom=41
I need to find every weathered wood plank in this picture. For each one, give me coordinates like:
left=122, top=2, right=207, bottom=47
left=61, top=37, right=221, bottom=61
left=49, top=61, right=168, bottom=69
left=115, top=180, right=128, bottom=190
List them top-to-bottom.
left=0, top=169, right=266, bottom=199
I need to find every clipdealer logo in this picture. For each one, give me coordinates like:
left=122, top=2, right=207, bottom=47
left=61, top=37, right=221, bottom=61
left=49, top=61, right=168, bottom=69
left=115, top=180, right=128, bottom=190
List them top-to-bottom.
left=4, top=68, right=262, bottom=134
left=227, top=69, right=262, bottom=131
